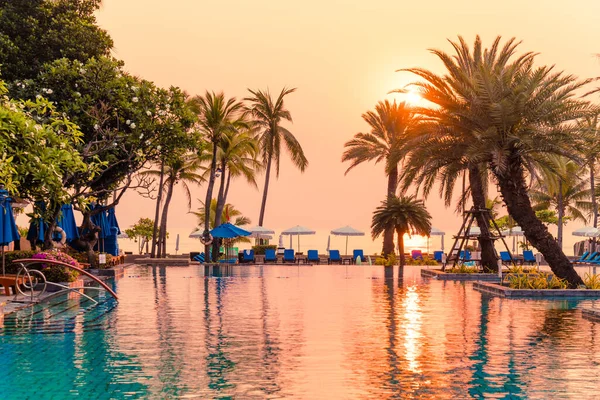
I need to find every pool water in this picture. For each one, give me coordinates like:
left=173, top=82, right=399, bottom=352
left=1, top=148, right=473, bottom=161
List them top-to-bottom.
left=1, top=264, right=600, bottom=399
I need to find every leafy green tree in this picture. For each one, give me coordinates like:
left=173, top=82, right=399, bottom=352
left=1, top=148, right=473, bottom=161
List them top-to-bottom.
left=0, top=0, right=112, bottom=83
left=403, top=36, right=591, bottom=287
left=245, top=87, right=307, bottom=226
left=190, top=91, right=246, bottom=260
left=343, top=100, right=419, bottom=256
left=371, top=195, right=431, bottom=267
left=125, top=218, right=157, bottom=255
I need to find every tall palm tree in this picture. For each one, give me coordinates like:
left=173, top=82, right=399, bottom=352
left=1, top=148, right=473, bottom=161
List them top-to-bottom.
left=404, top=36, right=591, bottom=286
left=245, top=87, right=308, bottom=226
left=190, top=91, right=246, bottom=259
left=342, top=100, right=419, bottom=256
left=577, top=114, right=600, bottom=227
left=142, top=155, right=205, bottom=257
left=530, top=158, right=589, bottom=248
left=372, top=195, right=432, bottom=267
left=192, top=199, right=252, bottom=245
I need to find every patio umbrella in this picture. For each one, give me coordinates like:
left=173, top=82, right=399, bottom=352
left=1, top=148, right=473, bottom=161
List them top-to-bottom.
left=0, top=187, right=20, bottom=275
left=57, top=204, right=79, bottom=241
left=91, top=205, right=111, bottom=239
left=107, top=207, right=121, bottom=236
left=211, top=223, right=251, bottom=260
left=247, top=225, right=275, bottom=238
left=281, top=225, right=316, bottom=252
left=330, top=225, right=365, bottom=255
left=430, top=226, right=445, bottom=252
left=502, top=226, right=524, bottom=253
left=572, top=227, right=600, bottom=237
left=189, top=229, right=203, bottom=238
left=117, top=232, right=129, bottom=239
left=175, top=234, right=180, bottom=254
left=278, top=234, right=284, bottom=248
left=326, top=235, right=330, bottom=252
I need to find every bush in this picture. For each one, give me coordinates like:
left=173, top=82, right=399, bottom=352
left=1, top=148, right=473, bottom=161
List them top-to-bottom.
left=252, top=245, right=277, bottom=255
left=63, top=248, right=113, bottom=269
left=3, top=250, right=36, bottom=274
left=30, top=250, right=81, bottom=282
left=374, top=253, right=397, bottom=266
left=405, top=256, right=438, bottom=266
left=447, top=264, right=480, bottom=274
left=505, top=272, right=568, bottom=289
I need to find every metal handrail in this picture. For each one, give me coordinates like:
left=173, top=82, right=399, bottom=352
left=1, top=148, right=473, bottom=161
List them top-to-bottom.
left=11, top=258, right=119, bottom=301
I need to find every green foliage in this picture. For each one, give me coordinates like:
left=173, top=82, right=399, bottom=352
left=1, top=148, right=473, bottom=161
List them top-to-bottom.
left=0, top=0, right=113, bottom=83
left=192, top=199, right=251, bottom=231
left=535, top=209, right=559, bottom=226
left=124, top=217, right=156, bottom=254
left=251, top=245, right=277, bottom=255
left=62, top=248, right=114, bottom=269
left=30, top=249, right=81, bottom=282
left=3, top=250, right=36, bottom=274
left=374, top=253, right=397, bottom=266
left=404, top=256, right=438, bottom=266
left=446, top=264, right=479, bottom=274
left=506, top=272, right=568, bottom=289
left=584, top=273, right=600, bottom=289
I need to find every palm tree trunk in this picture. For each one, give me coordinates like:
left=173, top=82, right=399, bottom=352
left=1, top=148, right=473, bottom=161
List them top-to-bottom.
left=203, top=142, right=220, bottom=261
left=258, top=155, right=273, bottom=227
left=494, top=157, right=583, bottom=287
left=151, top=160, right=165, bottom=258
left=212, top=161, right=227, bottom=261
left=591, top=161, right=597, bottom=228
left=383, top=165, right=398, bottom=256
left=468, top=166, right=497, bottom=273
left=223, top=171, right=232, bottom=205
left=159, top=178, right=175, bottom=258
left=557, top=181, right=564, bottom=249
left=396, top=228, right=406, bottom=267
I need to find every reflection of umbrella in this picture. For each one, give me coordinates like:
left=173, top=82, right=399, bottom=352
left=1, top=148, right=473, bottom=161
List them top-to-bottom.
left=0, top=187, right=20, bottom=275
left=57, top=204, right=79, bottom=241
left=281, top=225, right=316, bottom=252
left=330, top=225, right=365, bottom=255
left=430, top=226, right=445, bottom=252
left=572, top=227, right=600, bottom=237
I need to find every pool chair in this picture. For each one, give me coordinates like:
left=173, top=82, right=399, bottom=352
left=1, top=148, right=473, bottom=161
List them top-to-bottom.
left=242, top=249, right=255, bottom=263
left=264, top=249, right=277, bottom=263
left=284, top=249, right=296, bottom=263
left=353, top=249, right=365, bottom=264
left=307, top=250, right=320, bottom=264
left=328, top=250, right=342, bottom=264
left=411, top=250, right=424, bottom=260
left=459, top=250, right=471, bottom=262
left=522, top=250, right=536, bottom=265
left=433, top=251, right=444, bottom=263
left=499, top=251, right=514, bottom=265
left=574, top=251, right=593, bottom=264
left=193, top=252, right=205, bottom=262
left=587, top=253, right=600, bottom=264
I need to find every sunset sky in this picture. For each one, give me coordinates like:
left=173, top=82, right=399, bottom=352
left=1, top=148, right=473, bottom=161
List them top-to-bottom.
left=85, top=0, right=600, bottom=255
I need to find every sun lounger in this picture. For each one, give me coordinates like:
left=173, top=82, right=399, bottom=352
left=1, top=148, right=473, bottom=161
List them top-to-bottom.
left=242, top=249, right=255, bottom=263
left=264, top=249, right=277, bottom=263
left=283, top=249, right=296, bottom=263
left=352, top=249, right=365, bottom=264
left=307, top=250, right=320, bottom=264
left=328, top=250, right=341, bottom=264
left=411, top=250, right=424, bottom=260
left=459, top=250, right=471, bottom=262
left=522, top=250, right=536, bottom=265
left=433, top=251, right=444, bottom=262
left=499, top=251, right=514, bottom=265
left=574, top=251, right=594, bottom=264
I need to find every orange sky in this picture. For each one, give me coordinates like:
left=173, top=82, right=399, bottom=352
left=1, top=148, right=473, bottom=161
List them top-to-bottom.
left=86, top=0, right=600, bottom=255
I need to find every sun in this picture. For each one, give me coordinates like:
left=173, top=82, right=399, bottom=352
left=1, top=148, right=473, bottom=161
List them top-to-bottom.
left=404, top=89, right=422, bottom=105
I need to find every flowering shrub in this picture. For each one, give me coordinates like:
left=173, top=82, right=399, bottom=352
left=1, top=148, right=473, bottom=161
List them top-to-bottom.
left=31, top=250, right=80, bottom=282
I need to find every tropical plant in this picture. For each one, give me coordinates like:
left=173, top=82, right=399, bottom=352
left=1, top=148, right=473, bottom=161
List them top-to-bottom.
left=402, top=35, right=591, bottom=287
left=245, top=87, right=307, bottom=226
left=190, top=91, right=246, bottom=260
left=343, top=100, right=419, bottom=256
left=577, top=114, right=600, bottom=227
left=530, top=158, right=589, bottom=248
left=371, top=195, right=432, bottom=267
left=192, top=199, right=251, bottom=244
left=124, top=218, right=156, bottom=255
left=584, top=273, right=600, bottom=289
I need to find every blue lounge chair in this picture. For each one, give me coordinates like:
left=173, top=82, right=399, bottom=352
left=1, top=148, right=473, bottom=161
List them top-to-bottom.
left=242, top=249, right=255, bottom=263
left=264, top=249, right=277, bottom=263
left=284, top=249, right=296, bottom=263
left=353, top=249, right=365, bottom=264
left=307, top=250, right=320, bottom=264
left=328, top=250, right=342, bottom=264
left=411, top=250, right=423, bottom=260
left=459, top=250, right=471, bottom=261
left=523, top=250, right=536, bottom=265
left=433, top=251, right=444, bottom=262
left=499, top=251, right=514, bottom=265
left=574, top=251, right=593, bottom=264
left=194, top=253, right=205, bottom=262
left=587, top=253, right=600, bottom=264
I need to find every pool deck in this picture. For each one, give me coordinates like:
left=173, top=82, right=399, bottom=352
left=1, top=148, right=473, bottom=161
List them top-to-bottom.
left=421, top=268, right=501, bottom=282
left=474, top=281, right=600, bottom=298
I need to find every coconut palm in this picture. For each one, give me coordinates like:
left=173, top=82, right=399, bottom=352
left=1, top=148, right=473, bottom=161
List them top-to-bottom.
left=404, top=35, right=591, bottom=286
left=244, top=87, right=308, bottom=226
left=190, top=91, right=246, bottom=259
left=343, top=100, right=419, bottom=256
left=577, top=114, right=600, bottom=227
left=142, top=155, right=205, bottom=257
left=530, top=158, right=589, bottom=248
left=371, top=195, right=432, bottom=267
left=192, top=199, right=252, bottom=245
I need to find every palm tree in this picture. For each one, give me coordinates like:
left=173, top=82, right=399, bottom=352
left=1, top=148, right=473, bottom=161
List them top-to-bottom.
left=404, top=36, right=591, bottom=286
left=245, top=87, right=308, bottom=226
left=190, top=91, right=246, bottom=259
left=342, top=100, right=419, bottom=256
left=577, top=114, right=600, bottom=227
left=142, top=155, right=204, bottom=257
left=530, top=158, right=589, bottom=248
left=372, top=195, right=432, bottom=267
left=192, top=199, right=252, bottom=245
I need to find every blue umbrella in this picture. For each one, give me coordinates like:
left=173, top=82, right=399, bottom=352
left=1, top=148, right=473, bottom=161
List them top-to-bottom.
left=0, top=187, right=20, bottom=275
left=26, top=201, right=46, bottom=244
left=57, top=204, right=79, bottom=241
left=90, top=204, right=111, bottom=239
left=103, top=207, right=121, bottom=256
left=106, top=207, right=121, bottom=235
left=210, top=223, right=250, bottom=238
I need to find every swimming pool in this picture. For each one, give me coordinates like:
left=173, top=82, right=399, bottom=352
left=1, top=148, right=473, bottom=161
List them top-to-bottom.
left=1, top=264, right=599, bottom=399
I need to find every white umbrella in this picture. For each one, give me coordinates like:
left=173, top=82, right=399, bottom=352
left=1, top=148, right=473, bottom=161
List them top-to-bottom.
left=247, top=225, right=275, bottom=238
left=281, top=225, right=316, bottom=252
left=331, top=225, right=365, bottom=255
left=430, top=226, right=445, bottom=252
left=502, top=226, right=524, bottom=253
left=572, top=227, right=600, bottom=237
left=189, top=229, right=204, bottom=238
left=117, top=232, right=129, bottom=239
left=175, top=233, right=180, bottom=254
left=278, top=234, right=284, bottom=248
left=326, top=235, right=331, bottom=252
